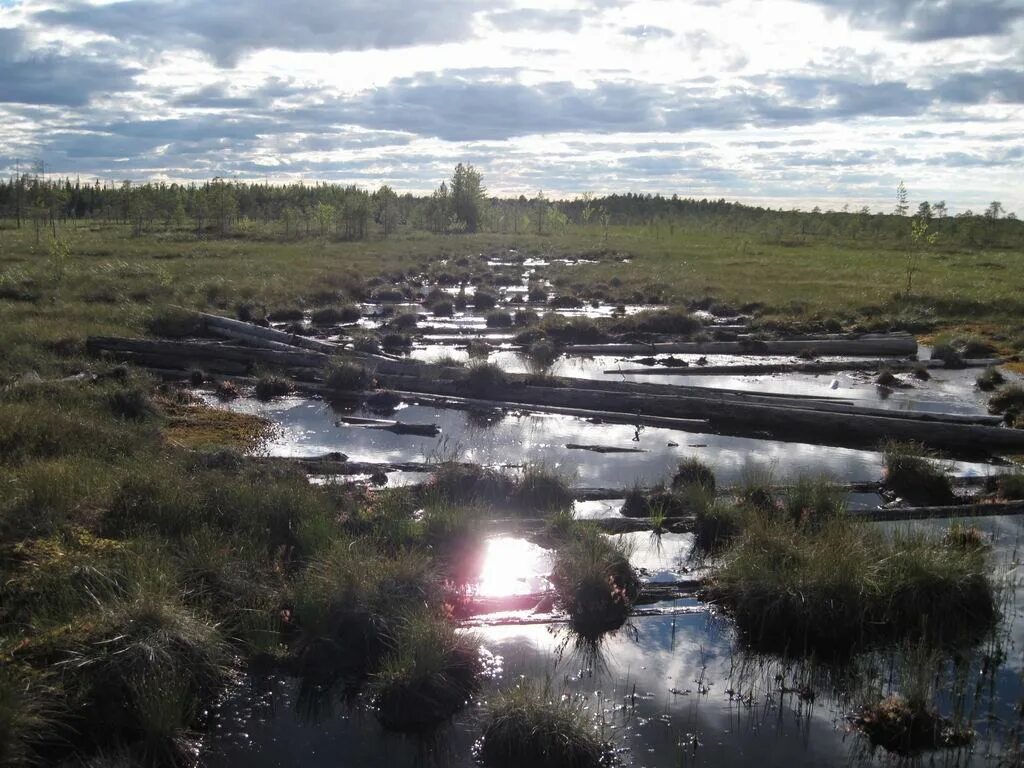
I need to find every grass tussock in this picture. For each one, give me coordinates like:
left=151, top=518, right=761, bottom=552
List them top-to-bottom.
left=311, top=305, right=361, bottom=326
left=146, top=307, right=202, bottom=339
left=324, top=361, right=372, bottom=393
left=463, top=361, right=510, bottom=397
left=976, top=366, right=1005, bottom=391
left=254, top=374, right=292, bottom=401
left=989, top=384, right=1024, bottom=427
left=883, top=440, right=956, bottom=506
left=672, top=457, right=716, bottom=493
left=424, top=463, right=573, bottom=516
left=997, top=472, right=1024, bottom=500
left=708, top=515, right=997, bottom=654
left=550, top=525, right=639, bottom=638
left=288, top=542, right=434, bottom=680
left=370, top=611, right=481, bottom=731
left=479, top=681, right=611, bottom=768
left=855, top=694, right=973, bottom=755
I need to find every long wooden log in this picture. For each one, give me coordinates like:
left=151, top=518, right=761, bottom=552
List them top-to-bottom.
left=193, top=310, right=342, bottom=355
left=196, top=310, right=406, bottom=362
left=560, top=333, right=918, bottom=357
left=88, top=336, right=330, bottom=369
left=90, top=336, right=1023, bottom=453
left=606, top=358, right=1003, bottom=377
left=377, top=377, right=1024, bottom=453
left=852, top=501, right=1024, bottom=522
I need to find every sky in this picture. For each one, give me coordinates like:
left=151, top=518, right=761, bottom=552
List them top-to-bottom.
left=0, top=0, right=1022, bottom=213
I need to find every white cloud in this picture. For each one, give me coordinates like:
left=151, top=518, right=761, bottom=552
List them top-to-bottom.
left=0, top=0, right=1021, bottom=213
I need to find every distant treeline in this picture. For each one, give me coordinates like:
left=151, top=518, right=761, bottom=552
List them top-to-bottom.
left=1, top=165, right=1022, bottom=249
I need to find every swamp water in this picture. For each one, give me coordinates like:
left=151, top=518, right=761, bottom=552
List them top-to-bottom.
left=197, top=353, right=1018, bottom=765
left=203, top=513, right=1024, bottom=767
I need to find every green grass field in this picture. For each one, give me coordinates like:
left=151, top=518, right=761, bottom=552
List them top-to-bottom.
left=0, top=218, right=1021, bottom=765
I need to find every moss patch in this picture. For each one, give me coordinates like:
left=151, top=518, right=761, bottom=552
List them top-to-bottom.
left=162, top=403, right=272, bottom=451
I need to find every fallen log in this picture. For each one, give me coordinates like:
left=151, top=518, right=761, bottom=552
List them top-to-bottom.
left=193, top=309, right=342, bottom=355
left=558, top=333, right=918, bottom=357
left=88, top=336, right=330, bottom=370
left=606, top=358, right=1004, bottom=377
left=377, top=378, right=1024, bottom=454
left=565, top=444, right=647, bottom=454
left=853, top=500, right=1024, bottom=522
left=449, top=579, right=704, bottom=618
left=457, top=604, right=707, bottom=628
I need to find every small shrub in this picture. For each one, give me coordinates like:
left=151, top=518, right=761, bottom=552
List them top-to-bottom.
left=527, top=286, right=548, bottom=303
left=485, top=310, right=514, bottom=328
left=324, top=362, right=371, bottom=393
left=912, top=362, right=931, bottom=380
left=976, top=366, right=1005, bottom=391
left=876, top=367, right=898, bottom=386
left=188, top=368, right=206, bottom=387
left=254, top=375, right=291, bottom=401
left=883, top=440, right=955, bottom=505
left=478, top=682, right=611, bottom=768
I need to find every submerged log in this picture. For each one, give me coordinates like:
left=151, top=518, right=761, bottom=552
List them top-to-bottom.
left=564, top=444, right=647, bottom=454
left=449, top=578, right=705, bottom=618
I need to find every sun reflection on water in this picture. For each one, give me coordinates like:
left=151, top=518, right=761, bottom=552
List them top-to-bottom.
left=476, top=536, right=553, bottom=597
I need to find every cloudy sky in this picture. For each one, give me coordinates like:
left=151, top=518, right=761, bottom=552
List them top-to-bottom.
left=1, top=0, right=1022, bottom=212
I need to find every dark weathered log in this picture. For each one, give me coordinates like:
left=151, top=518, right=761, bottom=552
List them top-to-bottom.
left=194, top=309, right=342, bottom=355
left=560, top=333, right=918, bottom=357
left=88, top=336, right=330, bottom=370
left=606, top=358, right=1003, bottom=377
left=378, top=378, right=1024, bottom=454
left=394, top=391, right=711, bottom=431
left=365, top=422, right=441, bottom=437
left=565, top=444, right=647, bottom=454
left=252, top=456, right=443, bottom=475
left=852, top=501, right=1024, bottom=522
left=482, top=516, right=697, bottom=534
left=449, top=579, right=705, bottom=618
left=457, top=604, right=707, bottom=628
